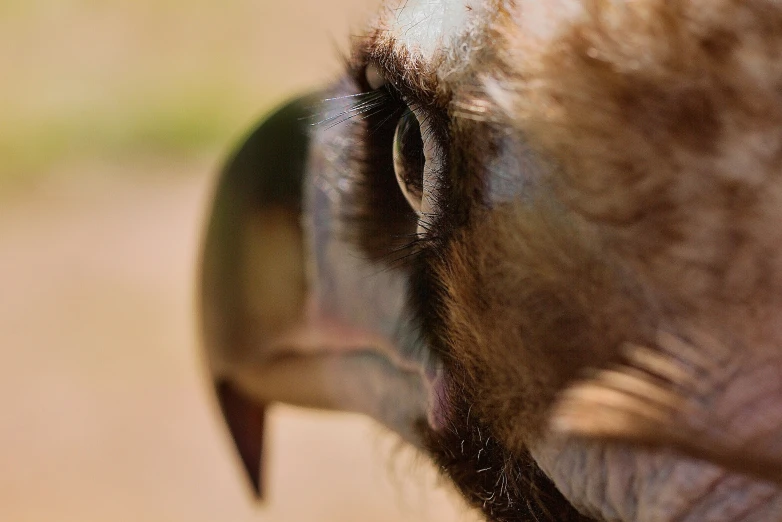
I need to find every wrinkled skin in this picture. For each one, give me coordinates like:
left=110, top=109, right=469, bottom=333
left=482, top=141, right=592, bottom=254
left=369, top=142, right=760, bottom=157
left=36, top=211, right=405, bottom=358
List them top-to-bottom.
left=200, top=0, right=782, bottom=520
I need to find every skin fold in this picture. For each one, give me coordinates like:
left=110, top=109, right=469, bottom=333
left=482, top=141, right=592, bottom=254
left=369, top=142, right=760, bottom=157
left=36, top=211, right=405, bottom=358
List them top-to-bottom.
left=200, top=0, right=782, bottom=520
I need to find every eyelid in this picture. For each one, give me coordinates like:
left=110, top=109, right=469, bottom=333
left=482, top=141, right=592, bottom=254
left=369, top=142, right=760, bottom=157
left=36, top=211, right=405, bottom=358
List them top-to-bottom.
left=349, top=34, right=442, bottom=109
left=373, top=59, right=441, bottom=109
left=406, top=103, right=447, bottom=226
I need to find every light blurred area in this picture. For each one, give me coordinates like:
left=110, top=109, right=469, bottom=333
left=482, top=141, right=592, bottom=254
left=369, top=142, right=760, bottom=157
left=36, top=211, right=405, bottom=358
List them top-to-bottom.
left=0, top=1, right=474, bottom=521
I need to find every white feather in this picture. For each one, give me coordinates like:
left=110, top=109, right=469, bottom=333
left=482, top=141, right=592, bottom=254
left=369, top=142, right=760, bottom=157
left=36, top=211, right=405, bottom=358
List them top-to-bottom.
left=388, top=0, right=479, bottom=61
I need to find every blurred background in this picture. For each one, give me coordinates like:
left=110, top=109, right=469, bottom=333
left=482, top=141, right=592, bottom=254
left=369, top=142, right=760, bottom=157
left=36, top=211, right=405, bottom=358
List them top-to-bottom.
left=0, top=1, right=476, bottom=520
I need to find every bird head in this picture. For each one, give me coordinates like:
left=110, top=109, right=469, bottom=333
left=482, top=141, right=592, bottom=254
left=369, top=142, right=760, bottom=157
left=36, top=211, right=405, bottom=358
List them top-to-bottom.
left=200, top=1, right=782, bottom=520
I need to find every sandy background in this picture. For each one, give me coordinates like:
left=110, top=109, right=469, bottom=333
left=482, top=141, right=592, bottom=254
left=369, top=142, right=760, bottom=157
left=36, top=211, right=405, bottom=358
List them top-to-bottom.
left=1, top=1, right=476, bottom=521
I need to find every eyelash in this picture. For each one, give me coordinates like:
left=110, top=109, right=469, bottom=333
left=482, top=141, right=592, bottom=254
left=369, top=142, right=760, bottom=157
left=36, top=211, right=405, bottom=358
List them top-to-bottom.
left=312, top=53, right=449, bottom=268
left=312, top=76, right=420, bottom=266
left=315, top=89, right=393, bottom=129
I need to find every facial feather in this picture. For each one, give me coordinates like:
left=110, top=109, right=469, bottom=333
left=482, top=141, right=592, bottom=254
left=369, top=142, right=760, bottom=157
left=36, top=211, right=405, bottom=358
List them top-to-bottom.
left=203, top=0, right=782, bottom=520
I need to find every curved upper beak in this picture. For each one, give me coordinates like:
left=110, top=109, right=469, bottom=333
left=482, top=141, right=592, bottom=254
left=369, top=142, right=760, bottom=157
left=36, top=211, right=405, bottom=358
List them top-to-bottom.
left=199, top=95, right=435, bottom=498
left=199, top=96, right=313, bottom=498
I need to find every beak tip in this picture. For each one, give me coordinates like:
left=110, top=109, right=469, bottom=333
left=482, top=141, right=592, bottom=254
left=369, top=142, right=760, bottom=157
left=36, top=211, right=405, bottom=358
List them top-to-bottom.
left=215, top=380, right=267, bottom=501
left=238, top=435, right=265, bottom=501
left=247, top=469, right=264, bottom=500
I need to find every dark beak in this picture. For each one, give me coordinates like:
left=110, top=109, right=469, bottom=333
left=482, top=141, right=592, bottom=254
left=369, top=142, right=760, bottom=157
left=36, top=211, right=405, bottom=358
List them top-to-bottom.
left=199, top=92, right=435, bottom=500
left=199, top=96, right=315, bottom=499
left=215, top=381, right=266, bottom=497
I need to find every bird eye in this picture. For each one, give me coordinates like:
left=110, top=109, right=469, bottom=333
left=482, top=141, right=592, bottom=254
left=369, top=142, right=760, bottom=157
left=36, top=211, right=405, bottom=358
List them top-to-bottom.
left=393, top=109, right=425, bottom=213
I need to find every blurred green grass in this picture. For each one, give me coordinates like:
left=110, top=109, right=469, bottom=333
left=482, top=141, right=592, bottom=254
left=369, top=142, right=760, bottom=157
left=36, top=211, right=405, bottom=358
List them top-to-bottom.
left=1, top=0, right=369, bottom=185
left=1, top=87, right=255, bottom=180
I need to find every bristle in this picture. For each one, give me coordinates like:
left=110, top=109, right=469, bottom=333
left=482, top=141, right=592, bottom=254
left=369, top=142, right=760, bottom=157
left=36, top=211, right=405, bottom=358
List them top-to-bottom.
left=421, top=382, right=595, bottom=522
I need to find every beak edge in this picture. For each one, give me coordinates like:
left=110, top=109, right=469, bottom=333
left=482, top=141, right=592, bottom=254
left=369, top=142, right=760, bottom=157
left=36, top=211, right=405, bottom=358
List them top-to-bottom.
left=215, top=380, right=267, bottom=500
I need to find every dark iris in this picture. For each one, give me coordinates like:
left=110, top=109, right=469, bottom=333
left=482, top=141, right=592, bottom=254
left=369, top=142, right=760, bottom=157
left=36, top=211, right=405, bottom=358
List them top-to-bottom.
left=339, top=80, right=419, bottom=261
left=393, top=109, right=425, bottom=212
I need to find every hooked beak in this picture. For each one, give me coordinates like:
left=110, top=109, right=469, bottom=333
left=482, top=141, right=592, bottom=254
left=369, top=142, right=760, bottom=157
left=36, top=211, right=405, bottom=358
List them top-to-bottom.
left=199, top=94, right=437, bottom=498
left=200, top=96, right=313, bottom=498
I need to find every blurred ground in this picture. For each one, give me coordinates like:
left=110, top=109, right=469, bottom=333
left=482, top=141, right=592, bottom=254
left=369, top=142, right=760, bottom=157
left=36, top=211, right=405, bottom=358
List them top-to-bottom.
left=0, top=2, right=475, bottom=521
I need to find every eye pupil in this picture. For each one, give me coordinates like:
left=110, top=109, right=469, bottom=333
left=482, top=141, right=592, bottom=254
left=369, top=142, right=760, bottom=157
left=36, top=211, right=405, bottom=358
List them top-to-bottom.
left=393, top=109, right=425, bottom=212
